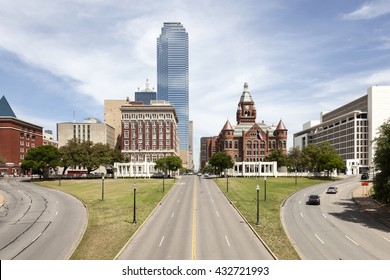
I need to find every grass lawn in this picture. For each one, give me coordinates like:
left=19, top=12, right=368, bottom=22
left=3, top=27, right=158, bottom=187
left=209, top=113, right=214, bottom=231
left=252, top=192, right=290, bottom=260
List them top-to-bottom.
left=214, top=176, right=328, bottom=260
left=37, top=178, right=175, bottom=260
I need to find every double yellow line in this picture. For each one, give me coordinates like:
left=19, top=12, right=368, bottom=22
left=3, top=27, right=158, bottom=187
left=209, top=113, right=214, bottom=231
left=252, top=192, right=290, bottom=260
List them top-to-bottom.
left=191, top=176, right=197, bottom=260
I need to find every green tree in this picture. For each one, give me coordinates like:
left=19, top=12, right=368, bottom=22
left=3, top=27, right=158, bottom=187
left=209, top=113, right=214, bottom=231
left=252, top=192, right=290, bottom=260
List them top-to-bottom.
left=373, top=119, right=390, bottom=203
left=59, top=139, right=83, bottom=174
left=79, top=141, right=114, bottom=174
left=316, top=142, right=345, bottom=177
left=302, top=143, right=320, bottom=172
left=21, top=145, right=61, bottom=179
left=287, top=146, right=304, bottom=171
left=264, top=149, right=287, bottom=167
left=208, top=152, right=234, bottom=177
left=0, top=154, right=5, bottom=164
left=155, top=156, right=182, bottom=177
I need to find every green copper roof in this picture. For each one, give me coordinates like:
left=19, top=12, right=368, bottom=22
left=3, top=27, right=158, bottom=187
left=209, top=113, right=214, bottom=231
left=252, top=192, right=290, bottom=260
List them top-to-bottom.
left=0, top=95, right=16, bottom=118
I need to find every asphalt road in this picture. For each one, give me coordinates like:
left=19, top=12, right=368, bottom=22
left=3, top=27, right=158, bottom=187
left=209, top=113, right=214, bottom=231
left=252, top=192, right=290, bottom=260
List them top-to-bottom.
left=117, top=175, right=274, bottom=260
left=281, top=175, right=390, bottom=259
left=0, top=177, right=87, bottom=260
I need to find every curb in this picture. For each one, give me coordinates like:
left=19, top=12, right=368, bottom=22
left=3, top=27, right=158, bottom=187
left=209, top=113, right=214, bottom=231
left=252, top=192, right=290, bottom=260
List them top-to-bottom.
left=113, top=179, right=178, bottom=260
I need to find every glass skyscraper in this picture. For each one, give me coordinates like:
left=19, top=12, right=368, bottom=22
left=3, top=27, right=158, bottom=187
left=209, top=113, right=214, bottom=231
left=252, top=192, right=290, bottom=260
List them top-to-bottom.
left=157, top=22, right=189, bottom=152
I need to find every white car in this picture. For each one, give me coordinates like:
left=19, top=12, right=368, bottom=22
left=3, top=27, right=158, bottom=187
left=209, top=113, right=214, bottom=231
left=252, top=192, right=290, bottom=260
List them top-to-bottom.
left=326, top=186, right=338, bottom=194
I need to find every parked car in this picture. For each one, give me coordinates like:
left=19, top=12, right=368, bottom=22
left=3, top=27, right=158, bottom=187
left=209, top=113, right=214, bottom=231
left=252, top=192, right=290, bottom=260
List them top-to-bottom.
left=361, top=172, right=369, bottom=180
left=326, top=186, right=338, bottom=194
left=307, top=194, right=321, bottom=205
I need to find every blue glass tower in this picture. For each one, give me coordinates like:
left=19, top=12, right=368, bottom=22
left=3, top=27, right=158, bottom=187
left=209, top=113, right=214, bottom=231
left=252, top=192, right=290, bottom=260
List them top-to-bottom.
left=157, top=22, right=189, bottom=151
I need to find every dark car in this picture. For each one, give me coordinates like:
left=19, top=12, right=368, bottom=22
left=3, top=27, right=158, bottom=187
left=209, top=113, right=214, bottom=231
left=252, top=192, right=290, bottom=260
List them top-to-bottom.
left=361, top=172, right=369, bottom=180
left=326, top=186, right=338, bottom=194
left=307, top=194, right=321, bottom=205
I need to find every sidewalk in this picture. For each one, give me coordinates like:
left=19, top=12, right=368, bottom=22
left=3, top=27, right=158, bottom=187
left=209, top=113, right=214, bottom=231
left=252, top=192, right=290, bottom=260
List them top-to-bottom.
left=352, top=184, right=390, bottom=228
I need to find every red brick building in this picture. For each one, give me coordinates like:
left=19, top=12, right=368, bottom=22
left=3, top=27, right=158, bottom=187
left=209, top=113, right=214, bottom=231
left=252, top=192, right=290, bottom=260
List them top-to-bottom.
left=215, top=83, right=287, bottom=162
left=0, top=96, right=43, bottom=176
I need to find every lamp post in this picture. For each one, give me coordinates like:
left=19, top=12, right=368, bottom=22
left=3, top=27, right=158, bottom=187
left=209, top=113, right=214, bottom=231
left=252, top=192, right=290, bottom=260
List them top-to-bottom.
left=226, top=169, right=229, bottom=193
left=295, top=170, right=297, bottom=186
left=58, top=175, right=61, bottom=187
left=101, top=175, right=105, bottom=201
left=264, top=176, right=267, bottom=202
left=133, top=183, right=137, bottom=224
left=256, top=184, right=260, bottom=225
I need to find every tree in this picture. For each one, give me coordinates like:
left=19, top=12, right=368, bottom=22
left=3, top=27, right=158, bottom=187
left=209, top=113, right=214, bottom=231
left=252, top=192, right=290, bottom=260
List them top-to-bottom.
left=373, top=119, right=390, bottom=203
left=59, top=139, right=84, bottom=174
left=79, top=141, right=114, bottom=174
left=302, top=142, right=345, bottom=176
left=316, top=142, right=345, bottom=177
left=21, top=145, right=61, bottom=179
left=287, top=146, right=304, bottom=172
left=264, top=149, right=287, bottom=167
left=208, top=152, right=234, bottom=177
left=0, top=154, right=5, bottom=165
left=155, top=156, right=182, bottom=177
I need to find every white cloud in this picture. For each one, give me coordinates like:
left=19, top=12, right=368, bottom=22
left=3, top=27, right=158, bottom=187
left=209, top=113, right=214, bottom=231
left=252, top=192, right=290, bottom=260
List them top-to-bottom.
left=342, top=0, right=390, bottom=20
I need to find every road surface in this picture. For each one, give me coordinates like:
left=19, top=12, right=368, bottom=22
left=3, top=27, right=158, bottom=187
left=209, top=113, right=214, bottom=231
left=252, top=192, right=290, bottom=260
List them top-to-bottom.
left=117, top=175, right=274, bottom=260
left=281, top=175, right=390, bottom=259
left=0, top=177, right=87, bottom=259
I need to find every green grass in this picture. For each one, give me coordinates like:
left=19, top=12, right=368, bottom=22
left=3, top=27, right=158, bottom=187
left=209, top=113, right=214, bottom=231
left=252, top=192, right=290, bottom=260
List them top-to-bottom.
left=214, top=176, right=327, bottom=260
left=37, top=178, right=175, bottom=260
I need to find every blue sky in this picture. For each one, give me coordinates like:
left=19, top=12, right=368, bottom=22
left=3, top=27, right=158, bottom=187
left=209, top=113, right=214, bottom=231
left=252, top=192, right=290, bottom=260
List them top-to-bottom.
left=1, top=0, right=390, bottom=168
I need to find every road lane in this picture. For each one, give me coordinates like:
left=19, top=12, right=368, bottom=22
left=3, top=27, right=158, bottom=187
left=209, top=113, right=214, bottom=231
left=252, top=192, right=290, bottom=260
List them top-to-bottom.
left=117, top=175, right=275, bottom=260
left=282, top=176, right=390, bottom=259
left=0, top=178, right=87, bottom=259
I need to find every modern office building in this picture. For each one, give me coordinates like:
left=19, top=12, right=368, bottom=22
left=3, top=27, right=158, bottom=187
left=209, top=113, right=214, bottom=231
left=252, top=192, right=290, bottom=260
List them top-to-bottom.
left=157, top=22, right=190, bottom=166
left=135, top=79, right=157, bottom=105
left=294, top=86, right=390, bottom=175
left=0, top=95, right=43, bottom=175
left=57, top=117, right=115, bottom=148
left=43, top=130, right=58, bottom=148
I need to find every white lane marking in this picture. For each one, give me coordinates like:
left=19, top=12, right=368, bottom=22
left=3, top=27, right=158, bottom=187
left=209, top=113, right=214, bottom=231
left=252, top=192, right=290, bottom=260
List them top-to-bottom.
left=211, top=199, right=214, bottom=203
left=177, top=200, right=180, bottom=204
left=299, top=201, right=301, bottom=205
left=55, top=210, right=59, bottom=216
left=216, top=211, right=220, bottom=217
left=171, top=212, right=175, bottom=218
left=300, top=212, right=304, bottom=218
left=322, top=213, right=327, bottom=219
left=32, top=232, right=42, bottom=243
left=314, top=234, right=324, bottom=244
left=225, top=235, right=231, bottom=247
left=345, top=235, right=359, bottom=246
left=159, top=236, right=165, bottom=247
left=383, top=237, right=390, bottom=242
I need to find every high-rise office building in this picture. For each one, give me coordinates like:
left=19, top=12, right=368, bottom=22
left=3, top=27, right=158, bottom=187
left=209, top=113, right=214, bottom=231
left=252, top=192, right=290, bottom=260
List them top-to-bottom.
left=157, top=22, right=189, bottom=166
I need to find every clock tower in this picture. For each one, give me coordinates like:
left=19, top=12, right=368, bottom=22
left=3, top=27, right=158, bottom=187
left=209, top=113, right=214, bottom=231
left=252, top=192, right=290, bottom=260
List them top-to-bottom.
left=236, top=82, right=256, bottom=124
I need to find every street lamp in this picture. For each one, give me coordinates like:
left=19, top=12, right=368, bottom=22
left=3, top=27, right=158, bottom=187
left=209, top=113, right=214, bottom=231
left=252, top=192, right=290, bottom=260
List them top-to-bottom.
left=226, top=169, right=229, bottom=193
left=295, top=170, right=297, bottom=186
left=101, top=175, right=105, bottom=201
left=264, top=176, right=267, bottom=202
left=133, top=183, right=137, bottom=224
left=256, top=184, right=260, bottom=225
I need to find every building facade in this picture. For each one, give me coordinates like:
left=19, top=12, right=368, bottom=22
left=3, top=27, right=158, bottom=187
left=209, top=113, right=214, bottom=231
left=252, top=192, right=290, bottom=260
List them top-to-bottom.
left=157, top=22, right=190, bottom=165
left=215, top=83, right=287, bottom=163
left=294, top=86, right=390, bottom=175
left=0, top=96, right=43, bottom=175
left=120, top=100, right=179, bottom=163
left=57, top=117, right=115, bottom=148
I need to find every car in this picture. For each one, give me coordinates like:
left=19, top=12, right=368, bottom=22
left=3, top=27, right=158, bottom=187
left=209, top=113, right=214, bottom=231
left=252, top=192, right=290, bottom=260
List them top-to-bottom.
left=361, top=172, right=369, bottom=180
left=326, top=186, right=338, bottom=194
left=307, top=194, right=321, bottom=205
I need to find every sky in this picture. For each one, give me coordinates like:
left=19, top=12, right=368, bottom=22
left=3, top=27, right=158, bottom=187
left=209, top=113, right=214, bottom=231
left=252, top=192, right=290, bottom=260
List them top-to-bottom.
left=1, top=0, right=390, bottom=169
